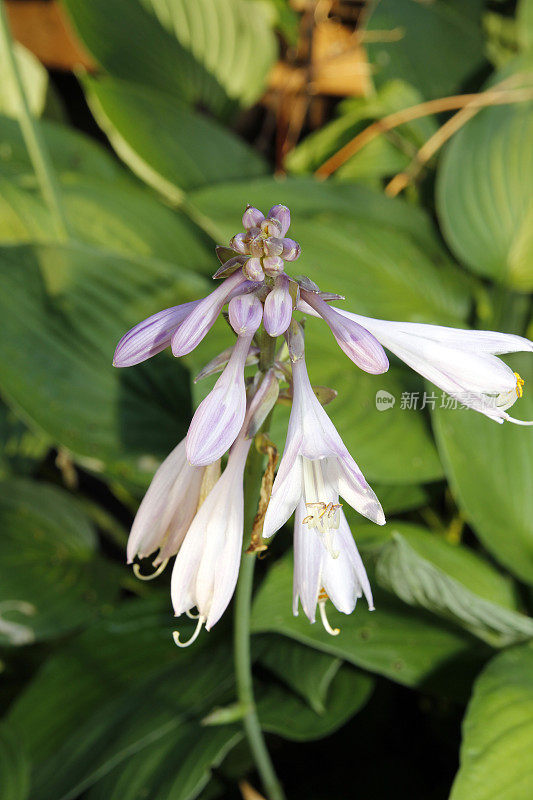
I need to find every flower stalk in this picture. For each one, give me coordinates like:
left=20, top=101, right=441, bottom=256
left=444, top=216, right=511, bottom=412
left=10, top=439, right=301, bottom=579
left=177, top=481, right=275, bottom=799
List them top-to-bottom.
left=0, top=2, right=71, bottom=241
left=233, top=332, right=286, bottom=800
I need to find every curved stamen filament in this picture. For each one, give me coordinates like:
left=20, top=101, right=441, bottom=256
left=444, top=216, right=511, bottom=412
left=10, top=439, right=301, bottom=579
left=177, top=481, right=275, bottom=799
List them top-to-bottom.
left=133, top=558, right=169, bottom=581
left=319, top=599, right=340, bottom=636
left=186, top=608, right=201, bottom=619
left=173, top=615, right=205, bottom=648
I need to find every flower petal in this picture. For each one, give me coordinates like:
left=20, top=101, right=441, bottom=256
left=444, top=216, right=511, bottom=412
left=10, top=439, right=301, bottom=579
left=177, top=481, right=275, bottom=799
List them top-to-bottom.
left=172, top=271, right=246, bottom=357
left=263, top=274, right=293, bottom=337
left=301, top=291, right=389, bottom=375
left=228, top=292, right=263, bottom=335
left=113, top=302, right=199, bottom=367
left=335, top=310, right=533, bottom=356
left=186, top=334, right=251, bottom=465
left=126, top=438, right=203, bottom=563
left=330, top=458, right=385, bottom=526
left=293, top=500, right=322, bottom=622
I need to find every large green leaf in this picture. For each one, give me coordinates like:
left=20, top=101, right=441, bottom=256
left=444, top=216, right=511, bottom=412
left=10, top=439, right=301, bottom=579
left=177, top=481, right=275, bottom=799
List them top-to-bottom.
left=61, top=0, right=225, bottom=111
left=62, top=0, right=276, bottom=116
left=141, top=0, right=277, bottom=110
left=366, top=0, right=485, bottom=100
left=84, top=76, right=267, bottom=202
left=437, top=89, right=533, bottom=289
left=0, top=113, right=126, bottom=185
left=0, top=175, right=213, bottom=271
left=0, top=242, right=204, bottom=481
left=433, top=353, right=533, bottom=584
left=0, top=400, right=49, bottom=478
left=0, top=479, right=117, bottom=645
left=374, top=523, right=533, bottom=647
left=251, top=552, right=485, bottom=692
left=8, top=598, right=241, bottom=800
left=258, top=637, right=343, bottom=714
left=450, top=643, right=533, bottom=800
left=257, top=663, right=373, bottom=742
left=0, top=723, right=30, bottom=800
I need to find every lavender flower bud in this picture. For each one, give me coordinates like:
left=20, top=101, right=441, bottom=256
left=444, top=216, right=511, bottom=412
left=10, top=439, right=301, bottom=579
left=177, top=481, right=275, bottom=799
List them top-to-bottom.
left=268, top=204, right=290, bottom=236
left=242, top=205, right=265, bottom=229
left=260, top=218, right=282, bottom=238
left=230, top=233, right=250, bottom=255
left=249, top=235, right=265, bottom=258
left=263, top=237, right=284, bottom=257
left=280, top=238, right=301, bottom=262
left=263, top=256, right=284, bottom=276
left=243, top=257, right=265, bottom=281
left=263, top=274, right=293, bottom=337
left=228, top=293, right=263, bottom=335
left=285, top=319, right=305, bottom=362
left=246, top=369, right=280, bottom=438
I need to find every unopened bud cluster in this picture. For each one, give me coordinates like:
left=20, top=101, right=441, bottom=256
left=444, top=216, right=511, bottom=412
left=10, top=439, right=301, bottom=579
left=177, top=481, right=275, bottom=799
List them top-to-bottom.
left=229, top=204, right=301, bottom=281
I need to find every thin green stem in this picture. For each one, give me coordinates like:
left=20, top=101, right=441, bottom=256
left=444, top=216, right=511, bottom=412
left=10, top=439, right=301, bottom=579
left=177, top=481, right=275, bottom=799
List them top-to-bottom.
left=0, top=2, right=70, bottom=240
left=233, top=330, right=285, bottom=800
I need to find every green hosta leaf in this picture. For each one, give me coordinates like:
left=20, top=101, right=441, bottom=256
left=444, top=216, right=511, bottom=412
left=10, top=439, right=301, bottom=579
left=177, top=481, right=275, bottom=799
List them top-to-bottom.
left=61, top=0, right=225, bottom=112
left=62, top=0, right=276, bottom=116
left=140, top=0, right=277, bottom=111
left=366, top=0, right=485, bottom=100
left=518, top=0, right=533, bottom=53
left=0, top=42, right=48, bottom=119
left=84, top=76, right=267, bottom=201
left=287, top=80, right=438, bottom=181
left=437, top=83, right=533, bottom=289
left=0, top=113, right=127, bottom=184
left=0, top=175, right=213, bottom=271
left=0, top=242, right=205, bottom=482
left=433, top=353, right=533, bottom=584
left=0, top=400, right=49, bottom=478
left=0, top=479, right=117, bottom=645
left=371, top=482, right=429, bottom=514
left=375, top=524, right=533, bottom=647
left=251, top=552, right=485, bottom=692
left=8, top=599, right=241, bottom=800
left=258, top=637, right=342, bottom=714
left=450, top=643, right=533, bottom=800
left=257, top=663, right=374, bottom=741
left=0, top=723, right=30, bottom=800
left=86, top=727, right=242, bottom=800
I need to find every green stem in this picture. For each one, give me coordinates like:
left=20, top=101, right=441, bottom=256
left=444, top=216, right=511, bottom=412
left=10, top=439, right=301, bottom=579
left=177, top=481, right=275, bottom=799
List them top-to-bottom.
left=0, top=2, right=70, bottom=240
left=233, top=331, right=285, bottom=800
left=234, top=552, right=285, bottom=800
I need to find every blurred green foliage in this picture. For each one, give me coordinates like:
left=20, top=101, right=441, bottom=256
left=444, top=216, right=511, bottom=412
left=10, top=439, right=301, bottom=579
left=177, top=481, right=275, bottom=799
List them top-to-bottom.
left=0, top=1, right=532, bottom=799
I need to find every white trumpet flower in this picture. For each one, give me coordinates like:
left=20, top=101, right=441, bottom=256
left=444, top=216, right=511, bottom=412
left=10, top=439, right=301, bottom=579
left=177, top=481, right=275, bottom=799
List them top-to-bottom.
left=293, top=501, right=374, bottom=635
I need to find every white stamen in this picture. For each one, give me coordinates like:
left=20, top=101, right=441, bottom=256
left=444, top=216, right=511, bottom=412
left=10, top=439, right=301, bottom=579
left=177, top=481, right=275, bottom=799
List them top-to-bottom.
left=133, top=558, right=169, bottom=581
left=319, top=600, right=340, bottom=636
left=186, top=608, right=200, bottom=619
left=173, top=615, right=205, bottom=648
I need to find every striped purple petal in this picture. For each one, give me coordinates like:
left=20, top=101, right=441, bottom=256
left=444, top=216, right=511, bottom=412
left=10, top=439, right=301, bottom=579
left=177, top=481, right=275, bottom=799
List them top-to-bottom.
left=113, top=301, right=199, bottom=367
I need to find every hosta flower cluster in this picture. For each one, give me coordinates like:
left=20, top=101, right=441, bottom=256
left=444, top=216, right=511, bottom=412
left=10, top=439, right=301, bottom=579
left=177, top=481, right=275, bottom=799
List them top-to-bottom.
left=114, top=204, right=532, bottom=644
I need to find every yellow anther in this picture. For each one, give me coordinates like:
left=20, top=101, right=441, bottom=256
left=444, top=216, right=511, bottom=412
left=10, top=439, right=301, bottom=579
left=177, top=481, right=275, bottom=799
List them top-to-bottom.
left=514, top=372, right=525, bottom=399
